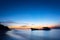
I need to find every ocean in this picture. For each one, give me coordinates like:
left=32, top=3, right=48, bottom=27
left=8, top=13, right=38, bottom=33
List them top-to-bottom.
left=0, top=29, right=60, bottom=40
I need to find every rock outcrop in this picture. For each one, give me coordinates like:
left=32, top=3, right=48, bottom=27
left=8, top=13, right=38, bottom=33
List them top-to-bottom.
left=0, top=24, right=11, bottom=35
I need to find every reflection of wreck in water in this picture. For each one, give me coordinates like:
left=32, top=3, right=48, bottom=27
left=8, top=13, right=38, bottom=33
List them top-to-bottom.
left=0, top=24, right=11, bottom=35
left=31, top=27, right=51, bottom=31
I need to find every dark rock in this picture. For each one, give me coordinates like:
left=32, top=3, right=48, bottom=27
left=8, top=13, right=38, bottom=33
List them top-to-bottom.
left=0, top=24, right=11, bottom=35
left=31, top=27, right=51, bottom=31
left=42, top=27, right=51, bottom=30
left=31, top=28, right=39, bottom=31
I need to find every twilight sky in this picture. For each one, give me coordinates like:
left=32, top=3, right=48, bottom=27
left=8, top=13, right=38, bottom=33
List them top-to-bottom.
left=0, top=0, right=60, bottom=26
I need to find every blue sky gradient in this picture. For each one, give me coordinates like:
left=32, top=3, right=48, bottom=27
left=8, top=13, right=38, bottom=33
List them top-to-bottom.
left=0, top=0, right=60, bottom=26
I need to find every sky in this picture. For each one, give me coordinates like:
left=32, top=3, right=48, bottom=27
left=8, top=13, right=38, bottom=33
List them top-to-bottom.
left=0, top=0, right=60, bottom=26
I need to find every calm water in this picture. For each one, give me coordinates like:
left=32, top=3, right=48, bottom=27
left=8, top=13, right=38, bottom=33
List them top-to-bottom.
left=0, top=29, right=60, bottom=40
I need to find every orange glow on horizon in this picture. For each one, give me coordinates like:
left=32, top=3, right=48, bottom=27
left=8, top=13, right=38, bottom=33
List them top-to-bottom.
left=8, top=24, right=57, bottom=29
left=9, top=26, right=51, bottom=29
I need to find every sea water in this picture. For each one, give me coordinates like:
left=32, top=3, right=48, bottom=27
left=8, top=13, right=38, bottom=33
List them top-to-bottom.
left=0, top=29, right=60, bottom=40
